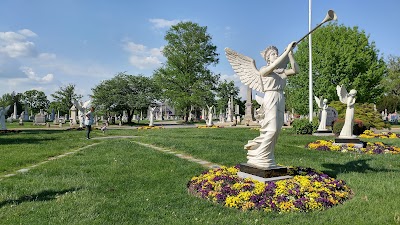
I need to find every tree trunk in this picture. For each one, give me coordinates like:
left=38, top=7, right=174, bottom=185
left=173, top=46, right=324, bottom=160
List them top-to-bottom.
left=127, top=109, right=133, bottom=123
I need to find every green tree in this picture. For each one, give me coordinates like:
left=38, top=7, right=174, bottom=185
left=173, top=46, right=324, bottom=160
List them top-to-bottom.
left=154, top=21, right=220, bottom=122
left=286, top=23, right=386, bottom=115
left=377, top=55, right=400, bottom=112
left=91, top=73, right=160, bottom=122
left=215, top=80, right=239, bottom=115
left=50, top=84, right=82, bottom=115
left=22, top=90, right=50, bottom=115
left=0, top=92, right=23, bottom=117
left=0, top=93, right=13, bottom=109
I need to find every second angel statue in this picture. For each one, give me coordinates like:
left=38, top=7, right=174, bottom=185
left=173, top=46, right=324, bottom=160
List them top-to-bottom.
left=225, top=42, right=299, bottom=169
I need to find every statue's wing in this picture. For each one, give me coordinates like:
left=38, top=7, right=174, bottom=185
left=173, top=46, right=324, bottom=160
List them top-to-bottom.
left=225, top=48, right=262, bottom=92
left=336, top=85, right=348, bottom=104
left=314, top=96, right=323, bottom=108
left=73, top=99, right=83, bottom=111
left=82, top=100, right=91, bottom=109
left=5, top=105, right=11, bottom=112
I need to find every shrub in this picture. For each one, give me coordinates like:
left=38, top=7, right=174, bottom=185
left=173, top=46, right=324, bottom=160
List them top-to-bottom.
left=330, top=101, right=386, bottom=130
left=312, top=117, right=320, bottom=131
left=292, top=118, right=315, bottom=134
left=333, top=118, right=367, bottom=136
left=333, top=119, right=344, bottom=135
left=353, top=119, right=367, bottom=135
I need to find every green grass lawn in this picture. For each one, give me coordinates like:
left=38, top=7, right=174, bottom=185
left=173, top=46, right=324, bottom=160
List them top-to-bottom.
left=1, top=128, right=399, bottom=224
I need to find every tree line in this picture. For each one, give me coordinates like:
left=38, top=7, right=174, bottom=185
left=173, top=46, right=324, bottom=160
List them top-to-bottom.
left=1, top=22, right=399, bottom=120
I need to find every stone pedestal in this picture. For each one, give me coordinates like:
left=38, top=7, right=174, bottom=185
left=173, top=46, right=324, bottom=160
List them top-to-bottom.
left=313, top=130, right=334, bottom=136
left=334, top=138, right=364, bottom=148
left=237, top=163, right=292, bottom=183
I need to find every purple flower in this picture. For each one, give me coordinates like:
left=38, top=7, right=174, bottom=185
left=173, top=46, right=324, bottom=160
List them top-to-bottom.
left=316, top=146, right=331, bottom=151
left=216, top=193, right=226, bottom=203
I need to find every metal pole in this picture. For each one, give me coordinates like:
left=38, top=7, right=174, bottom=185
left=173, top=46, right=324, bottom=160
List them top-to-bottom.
left=308, top=0, right=313, bottom=122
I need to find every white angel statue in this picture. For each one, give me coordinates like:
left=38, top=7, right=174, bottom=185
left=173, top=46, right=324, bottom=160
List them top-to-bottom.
left=225, top=41, right=299, bottom=169
left=336, top=85, right=357, bottom=138
left=314, top=96, right=329, bottom=131
left=73, top=99, right=91, bottom=128
left=0, top=105, right=11, bottom=130
left=206, top=105, right=214, bottom=127
left=149, top=107, right=156, bottom=127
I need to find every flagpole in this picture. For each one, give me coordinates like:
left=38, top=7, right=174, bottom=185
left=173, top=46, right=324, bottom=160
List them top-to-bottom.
left=308, top=0, right=313, bottom=122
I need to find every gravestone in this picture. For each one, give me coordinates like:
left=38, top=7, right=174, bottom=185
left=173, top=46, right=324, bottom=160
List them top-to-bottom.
left=23, top=102, right=29, bottom=121
left=0, top=105, right=11, bottom=130
left=325, top=107, right=338, bottom=127
left=34, top=109, right=46, bottom=125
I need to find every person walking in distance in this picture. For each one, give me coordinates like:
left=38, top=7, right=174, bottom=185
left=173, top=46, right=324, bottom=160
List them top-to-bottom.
left=85, top=107, right=95, bottom=139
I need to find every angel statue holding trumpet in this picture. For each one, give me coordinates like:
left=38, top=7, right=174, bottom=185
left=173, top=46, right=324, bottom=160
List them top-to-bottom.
left=225, top=41, right=299, bottom=169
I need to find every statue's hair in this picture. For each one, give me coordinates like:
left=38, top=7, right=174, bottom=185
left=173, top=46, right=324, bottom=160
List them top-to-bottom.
left=260, top=46, right=278, bottom=61
left=349, top=89, right=357, bottom=95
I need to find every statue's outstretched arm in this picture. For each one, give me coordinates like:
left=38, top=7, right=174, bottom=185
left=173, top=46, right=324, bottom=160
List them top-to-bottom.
left=259, top=41, right=296, bottom=77
left=285, top=51, right=300, bottom=76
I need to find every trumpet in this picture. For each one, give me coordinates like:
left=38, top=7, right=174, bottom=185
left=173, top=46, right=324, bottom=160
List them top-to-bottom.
left=295, top=10, right=337, bottom=46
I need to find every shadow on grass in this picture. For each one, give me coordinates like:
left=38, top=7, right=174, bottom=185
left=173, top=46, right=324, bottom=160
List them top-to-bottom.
left=0, top=137, right=57, bottom=145
left=321, top=159, right=394, bottom=177
left=0, top=187, right=81, bottom=208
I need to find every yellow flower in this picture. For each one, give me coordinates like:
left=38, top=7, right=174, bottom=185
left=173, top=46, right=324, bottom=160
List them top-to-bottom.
left=227, top=167, right=239, bottom=175
left=294, top=176, right=309, bottom=186
left=275, top=180, right=289, bottom=196
left=253, top=181, right=266, bottom=195
left=232, top=182, right=245, bottom=191
left=207, top=191, right=218, bottom=201
left=237, top=191, right=252, bottom=201
left=225, top=196, right=240, bottom=208
left=306, top=199, right=323, bottom=210
left=242, top=201, right=255, bottom=211
left=278, top=201, right=295, bottom=212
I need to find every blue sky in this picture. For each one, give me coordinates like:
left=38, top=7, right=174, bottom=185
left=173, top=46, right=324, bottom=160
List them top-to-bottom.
left=0, top=0, right=399, bottom=102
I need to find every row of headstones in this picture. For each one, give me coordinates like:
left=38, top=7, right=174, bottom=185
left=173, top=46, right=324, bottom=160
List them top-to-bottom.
left=382, top=111, right=399, bottom=123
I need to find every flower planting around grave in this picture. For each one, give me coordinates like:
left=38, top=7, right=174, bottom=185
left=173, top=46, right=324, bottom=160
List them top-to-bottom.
left=197, top=125, right=224, bottom=128
left=137, top=126, right=164, bottom=130
left=358, top=130, right=400, bottom=139
left=306, top=140, right=400, bottom=154
left=187, top=165, right=353, bottom=212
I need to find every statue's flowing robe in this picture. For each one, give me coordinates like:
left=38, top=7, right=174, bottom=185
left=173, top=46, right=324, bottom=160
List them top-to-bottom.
left=246, top=70, right=286, bottom=168
left=339, top=99, right=355, bottom=138
left=318, top=105, right=328, bottom=131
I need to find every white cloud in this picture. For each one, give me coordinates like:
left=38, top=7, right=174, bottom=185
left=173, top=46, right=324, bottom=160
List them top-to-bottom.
left=149, top=18, right=180, bottom=29
left=0, top=29, right=38, bottom=58
left=18, top=29, right=38, bottom=37
left=122, top=41, right=164, bottom=70
left=38, top=53, right=57, bottom=60
left=21, top=67, right=54, bottom=83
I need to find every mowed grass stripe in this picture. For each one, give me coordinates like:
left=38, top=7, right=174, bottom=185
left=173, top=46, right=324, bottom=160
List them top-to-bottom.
left=0, top=139, right=227, bottom=224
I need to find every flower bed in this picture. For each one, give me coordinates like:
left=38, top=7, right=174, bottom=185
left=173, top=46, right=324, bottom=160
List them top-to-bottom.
left=197, top=125, right=223, bottom=128
left=137, top=126, right=164, bottom=130
left=359, top=130, right=400, bottom=139
left=306, top=140, right=400, bottom=154
left=187, top=166, right=352, bottom=212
